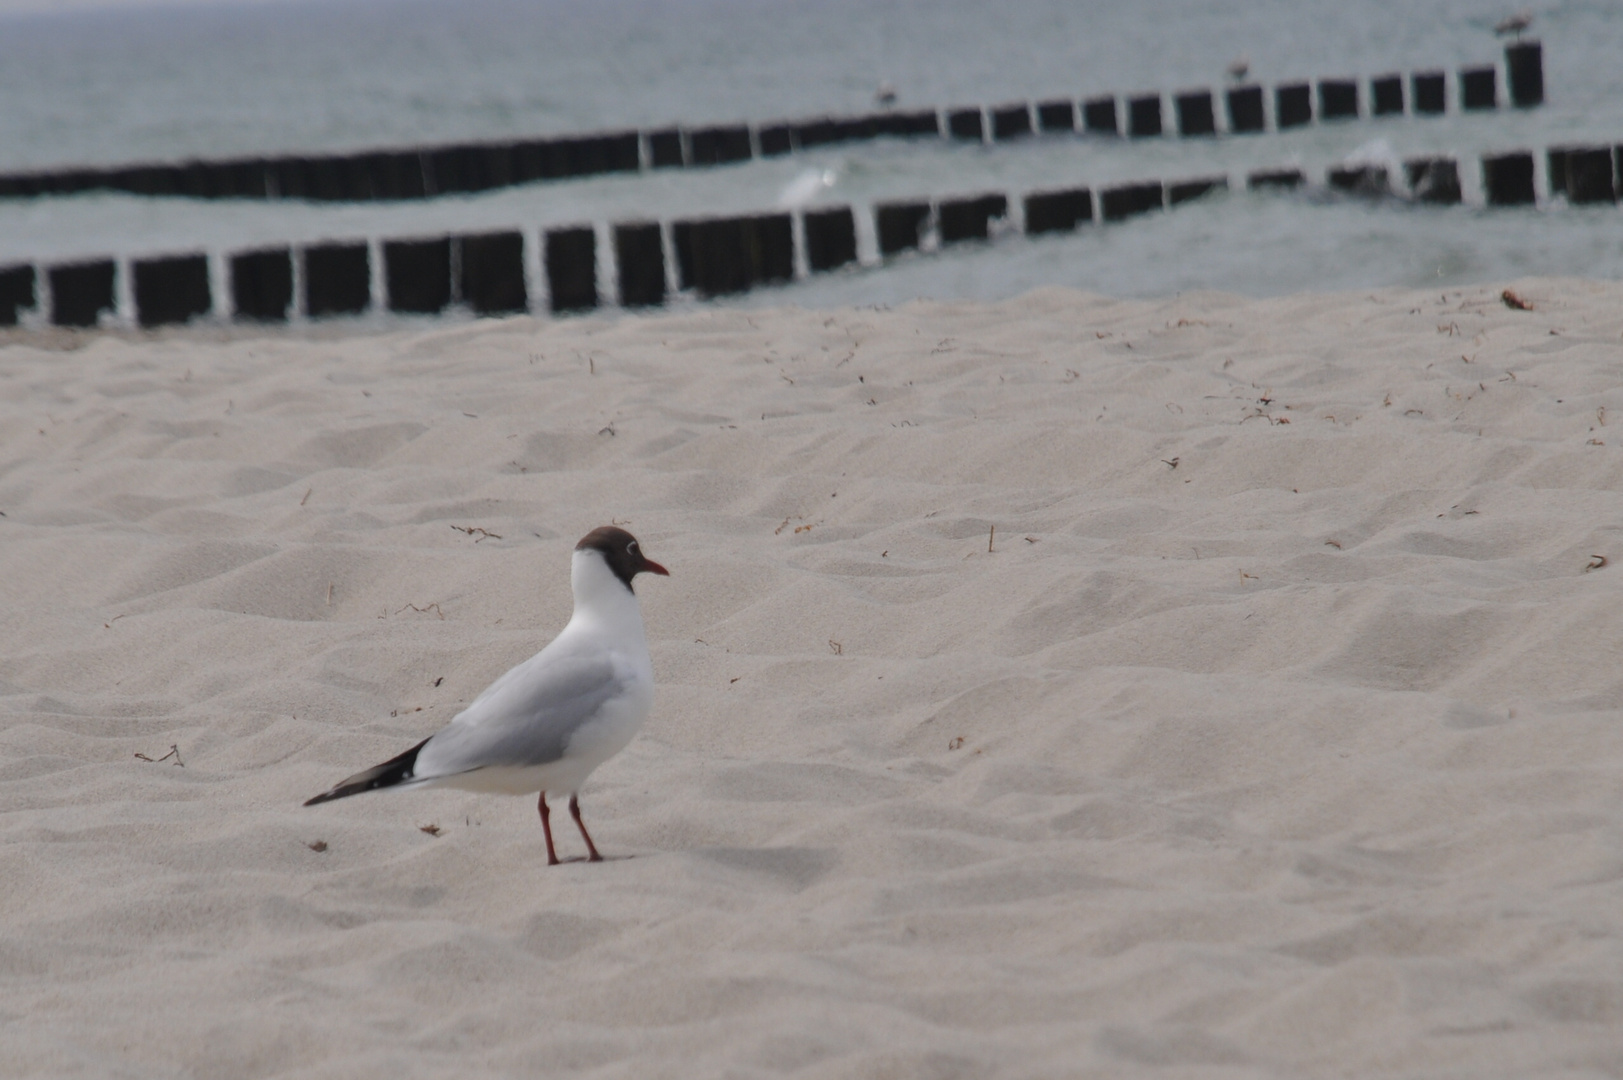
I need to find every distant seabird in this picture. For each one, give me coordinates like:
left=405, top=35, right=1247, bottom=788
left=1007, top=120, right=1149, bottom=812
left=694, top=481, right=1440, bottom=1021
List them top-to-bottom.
left=1495, top=10, right=1532, bottom=38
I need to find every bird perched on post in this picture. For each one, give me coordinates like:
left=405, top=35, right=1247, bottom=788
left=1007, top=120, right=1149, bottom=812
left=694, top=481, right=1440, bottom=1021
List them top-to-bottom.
left=1494, top=10, right=1532, bottom=39
left=1227, top=58, right=1251, bottom=82
left=304, top=526, right=669, bottom=865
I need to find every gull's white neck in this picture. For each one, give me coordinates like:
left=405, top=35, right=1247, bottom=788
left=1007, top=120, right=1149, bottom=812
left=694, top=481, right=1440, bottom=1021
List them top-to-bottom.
left=566, top=549, right=646, bottom=641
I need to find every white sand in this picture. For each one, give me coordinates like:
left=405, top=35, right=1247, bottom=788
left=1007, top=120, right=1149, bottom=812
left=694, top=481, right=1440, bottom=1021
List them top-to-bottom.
left=2, top=279, right=1621, bottom=1078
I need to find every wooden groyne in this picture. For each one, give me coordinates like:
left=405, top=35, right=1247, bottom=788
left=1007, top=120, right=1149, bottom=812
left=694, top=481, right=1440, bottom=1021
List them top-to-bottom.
left=0, top=44, right=1544, bottom=205
left=6, top=134, right=1614, bottom=331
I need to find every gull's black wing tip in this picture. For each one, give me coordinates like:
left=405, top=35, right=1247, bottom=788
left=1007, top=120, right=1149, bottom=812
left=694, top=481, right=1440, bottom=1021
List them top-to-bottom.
left=302, top=736, right=432, bottom=807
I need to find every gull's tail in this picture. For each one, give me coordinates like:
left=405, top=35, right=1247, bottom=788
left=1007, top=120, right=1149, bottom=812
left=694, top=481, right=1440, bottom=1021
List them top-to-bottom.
left=304, top=736, right=432, bottom=806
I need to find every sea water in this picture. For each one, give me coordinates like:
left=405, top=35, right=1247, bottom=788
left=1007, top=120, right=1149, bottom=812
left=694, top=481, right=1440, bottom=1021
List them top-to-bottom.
left=0, top=0, right=1620, bottom=312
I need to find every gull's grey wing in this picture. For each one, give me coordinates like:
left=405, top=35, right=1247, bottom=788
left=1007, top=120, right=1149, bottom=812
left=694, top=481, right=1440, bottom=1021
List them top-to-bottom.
left=413, top=652, right=627, bottom=779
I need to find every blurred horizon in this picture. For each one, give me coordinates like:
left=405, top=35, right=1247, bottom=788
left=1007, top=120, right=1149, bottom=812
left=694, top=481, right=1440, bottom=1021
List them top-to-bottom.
left=0, top=0, right=287, bottom=15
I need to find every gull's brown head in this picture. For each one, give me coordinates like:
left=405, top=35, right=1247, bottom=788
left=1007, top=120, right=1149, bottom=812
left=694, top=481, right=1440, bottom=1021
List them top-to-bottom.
left=575, top=526, right=669, bottom=592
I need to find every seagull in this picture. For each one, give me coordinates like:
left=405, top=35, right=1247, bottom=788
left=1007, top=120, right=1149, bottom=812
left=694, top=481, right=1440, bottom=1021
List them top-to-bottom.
left=1494, top=10, right=1532, bottom=38
left=1227, top=58, right=1251, bottom=83
left=875, top=81, right=898, bottom=107
left=304, top=526, right=669, bottom=865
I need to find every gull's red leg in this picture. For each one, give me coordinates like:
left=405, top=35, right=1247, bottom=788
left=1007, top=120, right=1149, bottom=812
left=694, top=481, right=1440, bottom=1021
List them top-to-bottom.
left=537, top=792, right=560, bottom=866
left=569, top=794, right=603, bottom=862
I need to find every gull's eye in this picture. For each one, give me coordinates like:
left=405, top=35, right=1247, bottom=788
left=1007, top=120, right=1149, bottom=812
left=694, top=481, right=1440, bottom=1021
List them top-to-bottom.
left=628, top=541, right=639, bottom=553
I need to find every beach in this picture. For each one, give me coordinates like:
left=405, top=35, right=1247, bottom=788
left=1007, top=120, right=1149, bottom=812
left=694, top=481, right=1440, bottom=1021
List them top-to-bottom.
left=2, top=278, right=1621, bottom=1077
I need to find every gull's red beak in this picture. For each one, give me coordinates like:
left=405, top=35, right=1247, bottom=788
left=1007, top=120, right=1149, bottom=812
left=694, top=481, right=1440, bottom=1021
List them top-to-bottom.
left=640, top=557, right=670, bottom=577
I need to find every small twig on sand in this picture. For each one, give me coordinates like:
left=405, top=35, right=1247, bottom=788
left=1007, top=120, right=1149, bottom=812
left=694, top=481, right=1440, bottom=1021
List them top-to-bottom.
left=1501, top=289, right=1534, bottom=311
left=451, top=525, right=501, bottom=542
left=988, top=525, right=995, bottom=553
left=396, top=603, right=445, bottom=619
left=135, top=744, right=183, bottom=766
left=419, top=824, right=443, bottom=837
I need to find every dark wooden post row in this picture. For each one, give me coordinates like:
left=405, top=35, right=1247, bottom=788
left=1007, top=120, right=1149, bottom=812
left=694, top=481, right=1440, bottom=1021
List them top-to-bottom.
left=0, top=44, right=1543, bottom=204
